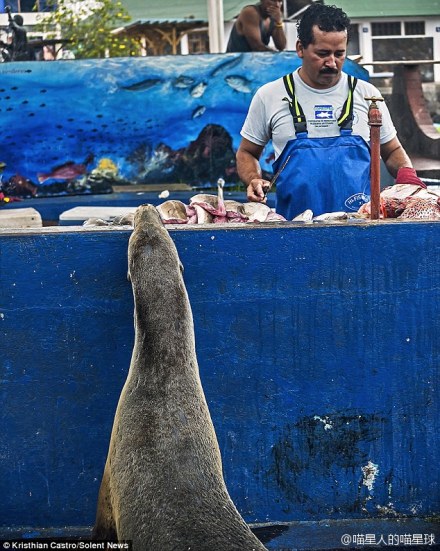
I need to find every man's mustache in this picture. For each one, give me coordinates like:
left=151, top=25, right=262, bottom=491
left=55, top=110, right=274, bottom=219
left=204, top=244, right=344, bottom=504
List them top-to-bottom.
left=320, top=67, right=338, bottom=75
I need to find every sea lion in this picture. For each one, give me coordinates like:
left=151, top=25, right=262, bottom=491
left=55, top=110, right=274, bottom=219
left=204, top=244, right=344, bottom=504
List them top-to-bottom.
left=92, top=204, right=267, bottom=551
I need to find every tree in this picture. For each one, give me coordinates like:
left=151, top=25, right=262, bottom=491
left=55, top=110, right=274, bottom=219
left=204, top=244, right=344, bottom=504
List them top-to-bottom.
left=36, top=0, right=139, bottom=59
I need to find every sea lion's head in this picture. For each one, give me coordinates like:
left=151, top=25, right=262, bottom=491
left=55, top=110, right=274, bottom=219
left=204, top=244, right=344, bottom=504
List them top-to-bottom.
left=127, top=203, right=193, bottom=350
left=128, top=203, right=185, bottom=296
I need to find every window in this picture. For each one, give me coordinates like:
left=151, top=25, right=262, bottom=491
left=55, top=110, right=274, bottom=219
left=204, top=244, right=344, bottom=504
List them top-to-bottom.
left=6, top=1, right=53, bottom=12
left=405, top=21, right=425, bottom=35
left=371, top=22, right=401, bottom=36
left=347, top=24, right=360, bottom=56
left=187, top=31, right=209, bottom=54
left=372, top=37, right=434, bottom=82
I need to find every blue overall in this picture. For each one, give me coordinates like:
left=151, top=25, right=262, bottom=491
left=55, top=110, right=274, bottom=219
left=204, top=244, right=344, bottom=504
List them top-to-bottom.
left=273, top=73, right=371, bottom=219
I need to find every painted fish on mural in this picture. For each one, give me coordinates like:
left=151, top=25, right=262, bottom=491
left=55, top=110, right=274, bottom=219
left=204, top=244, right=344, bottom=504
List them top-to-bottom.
left=209, top=53, right=244, bottom=77
left=173, top=75, right=195, bottom=88
left=224, top=75, right=253, bottom=94
left=120, top=78, right=162, bottom=92
left=190, top=81, right=208, bottom=98
left=191, top=106, right=206, bottom=119
left=37, top=154, right=94, bottom=184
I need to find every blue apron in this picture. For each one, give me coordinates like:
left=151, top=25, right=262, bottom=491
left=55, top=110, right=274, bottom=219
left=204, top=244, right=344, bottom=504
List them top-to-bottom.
left=273, top=73, right=371, bottom=219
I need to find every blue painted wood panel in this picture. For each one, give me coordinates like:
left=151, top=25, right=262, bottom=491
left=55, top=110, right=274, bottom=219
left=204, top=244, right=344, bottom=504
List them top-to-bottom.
left=0, top=221, right=439, bottom=531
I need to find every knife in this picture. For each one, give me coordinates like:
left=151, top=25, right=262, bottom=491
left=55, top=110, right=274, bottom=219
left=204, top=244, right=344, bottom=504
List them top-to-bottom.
left=262, top=154, right=291, bottom=198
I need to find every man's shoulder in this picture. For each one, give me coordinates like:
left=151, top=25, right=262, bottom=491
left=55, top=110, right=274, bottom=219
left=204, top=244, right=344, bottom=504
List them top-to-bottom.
left=239, top=4, right=260, bottom=19
left=349, top=75, right=379, bottom=93
left=257, top=76, right=286, bottom=96
left=350, top=77, right=383, bottom=104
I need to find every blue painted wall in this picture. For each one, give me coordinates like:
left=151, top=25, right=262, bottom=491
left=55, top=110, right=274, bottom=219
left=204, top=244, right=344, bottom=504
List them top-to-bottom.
left=0, top=221, right=439, bottom=531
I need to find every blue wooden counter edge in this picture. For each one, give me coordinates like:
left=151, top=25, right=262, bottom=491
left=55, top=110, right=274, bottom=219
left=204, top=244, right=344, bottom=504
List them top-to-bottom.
left=0, top=221, right=439, bottom=531
left=0, top=518, right=438, bottom=550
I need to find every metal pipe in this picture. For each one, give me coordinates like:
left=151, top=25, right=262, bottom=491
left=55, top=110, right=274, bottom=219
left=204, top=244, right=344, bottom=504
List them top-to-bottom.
left=365, top=96, right=384, bottom=220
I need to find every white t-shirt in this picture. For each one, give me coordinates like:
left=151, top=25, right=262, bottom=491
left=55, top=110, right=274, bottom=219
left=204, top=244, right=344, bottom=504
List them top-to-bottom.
left=240, top=68, right=397, bottom=160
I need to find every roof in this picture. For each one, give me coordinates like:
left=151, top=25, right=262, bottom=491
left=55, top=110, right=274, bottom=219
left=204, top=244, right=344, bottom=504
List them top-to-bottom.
left=334, top=0, right=440, bottom=18
left=121, top=1, right=250, bottom=23
left=121, top=1, right=440, bottom=26
left=123, top=19, right=206, bottom=29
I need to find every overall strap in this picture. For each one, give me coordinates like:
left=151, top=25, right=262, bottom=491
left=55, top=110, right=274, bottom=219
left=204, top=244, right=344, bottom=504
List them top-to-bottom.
left=282, top=72, right=307, bottom=134
left=283, top=72, right=358, bottom=134
left=337, top=75, right=358, bottom=130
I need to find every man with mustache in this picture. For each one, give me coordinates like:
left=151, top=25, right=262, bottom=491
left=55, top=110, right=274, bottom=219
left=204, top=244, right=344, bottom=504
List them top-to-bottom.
left=226, top=0, right=286, bottom=52
left=236, top=3, right=425, bottom=219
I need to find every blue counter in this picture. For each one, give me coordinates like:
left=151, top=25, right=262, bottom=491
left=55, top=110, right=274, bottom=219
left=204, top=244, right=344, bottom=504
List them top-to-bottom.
left=0, top=220, right=438, bottom=548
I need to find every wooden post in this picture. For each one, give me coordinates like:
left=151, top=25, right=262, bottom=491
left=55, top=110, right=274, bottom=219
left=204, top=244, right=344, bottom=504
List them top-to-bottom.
left=365, top=96, right=384, bottom=220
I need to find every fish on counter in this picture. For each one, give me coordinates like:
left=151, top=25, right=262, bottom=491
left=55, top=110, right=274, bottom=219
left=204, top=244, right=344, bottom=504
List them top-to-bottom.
left=83, top=182, right=440, bottom=228
left=359, top=184, right=440, bottom=219
left=399, top=197, right=440, bottom=219
left=156, top=200, right=193, bottom=224
left=292, top=209, right=313, bottom=222
left=83, top=213, right=135, bottom=227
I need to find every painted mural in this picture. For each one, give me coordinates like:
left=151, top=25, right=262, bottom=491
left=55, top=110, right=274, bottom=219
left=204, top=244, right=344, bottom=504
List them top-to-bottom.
left=0, top=52, right=368, bottom=198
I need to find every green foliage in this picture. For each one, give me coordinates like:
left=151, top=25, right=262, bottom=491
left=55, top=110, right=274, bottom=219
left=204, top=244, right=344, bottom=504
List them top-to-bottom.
left=36, top=0, right=139, bottom=59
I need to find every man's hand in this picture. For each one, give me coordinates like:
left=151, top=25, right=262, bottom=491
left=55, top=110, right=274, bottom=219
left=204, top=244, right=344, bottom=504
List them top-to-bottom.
left=266, top=2, right=283, bottom=24
left=5, top=5, right=11, bottom=13
left=395, top=167, right=427, bottom=188
left=247, top=178, right=271, bottom=203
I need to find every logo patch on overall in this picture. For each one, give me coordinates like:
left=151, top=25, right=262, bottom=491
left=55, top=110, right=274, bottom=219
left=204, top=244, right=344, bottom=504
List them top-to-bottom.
left=314, top=105, right=333, bottom=119
left=345, top=193, right=370, bottom=211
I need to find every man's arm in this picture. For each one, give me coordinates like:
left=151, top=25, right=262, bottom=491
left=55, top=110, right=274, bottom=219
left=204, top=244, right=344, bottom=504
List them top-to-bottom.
left=266, top=2, right=286, bottom=51
left=237, top=6, right=276, bottom=51
left=271, top=24, right=287, bottom=51
left=236, top=137, right=270, bottom=202
left=380, top=137, right=426, bottom=187
left=380, top=137, right=412, bottom=176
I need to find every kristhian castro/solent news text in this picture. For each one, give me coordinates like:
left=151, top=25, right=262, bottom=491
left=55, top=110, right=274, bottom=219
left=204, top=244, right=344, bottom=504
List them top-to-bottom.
left=2, top=543, right=131, bottom=550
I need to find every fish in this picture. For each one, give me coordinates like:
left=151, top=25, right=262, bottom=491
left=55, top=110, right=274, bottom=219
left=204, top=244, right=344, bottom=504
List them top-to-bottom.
left=210, top=54, right=243, bottom=77
left=173, top=75, right=195, bottom=88
left=224, top=75, right=252, bottom=94
left=120, top=78, right=162, bottom=91
left=190, top=81, right=208, bottom=98
left=191, top=106, right=206, bottom=119
left=315, top=111, right=332, bottom=119
left=37, top=154, right=94, bottom=184
left=360, top=184, right=440, bottom=219
left=190, top=194, right=223, bottom=215
left=158, top=195, right=286, bottom=225
left=399, top=197, right=440, bottom=219
left=156, top=200, right=188, bottom=224
left=241, top=202, right=271, bottom=222
left=193, top=204, right=213, bottom=224
left=292, top=209, right=313, bottom=222
left=265, top=210, right=287, bottom=222
left=313, top=211, right=348, bottom=221
left=111, top=213, right=135, bottom=226
left=83, top=218, right=110, bottom=227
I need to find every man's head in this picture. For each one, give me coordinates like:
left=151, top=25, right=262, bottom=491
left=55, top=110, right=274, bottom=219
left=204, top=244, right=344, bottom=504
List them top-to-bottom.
left=259, top=0, right=283, bottom=18
left=296, top=3, right=350, bottom=89
left=297, top=3, right=350, bottom=48
left=13, top=14, right=24, bottom=26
